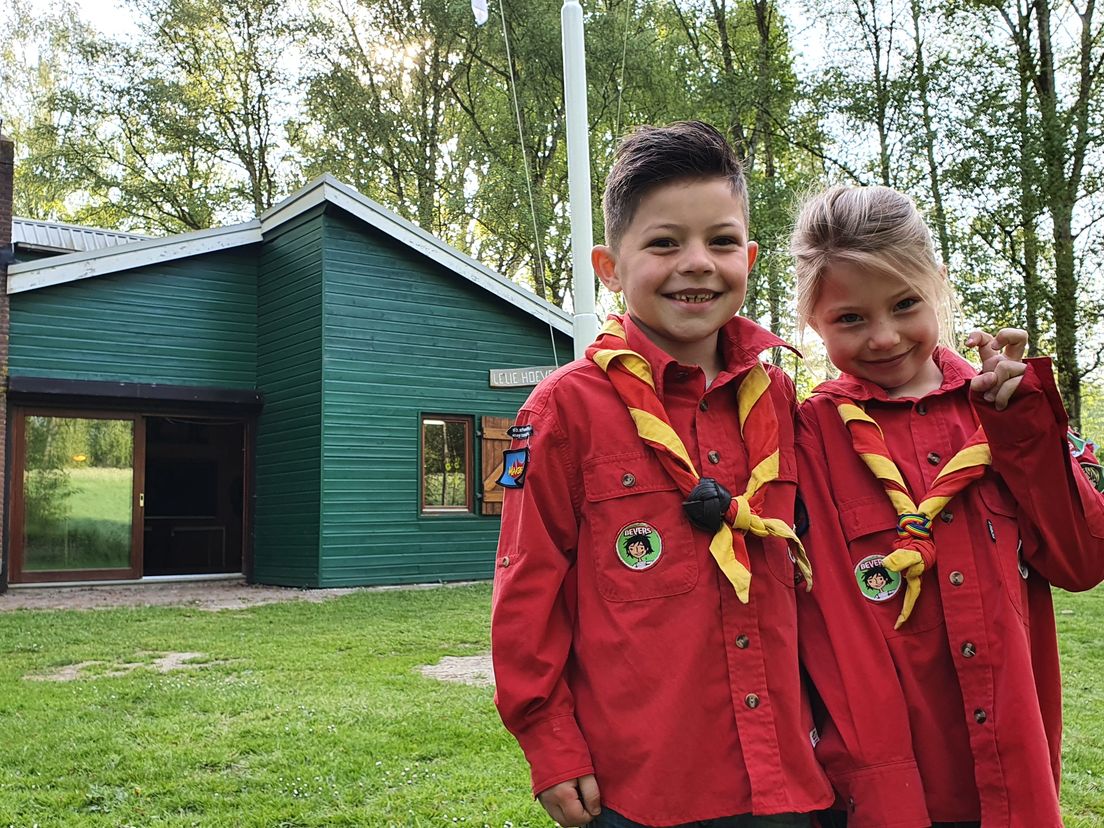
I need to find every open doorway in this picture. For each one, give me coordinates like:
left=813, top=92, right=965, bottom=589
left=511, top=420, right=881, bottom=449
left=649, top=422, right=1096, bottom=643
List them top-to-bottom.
left=142, top=417, right=246, bottom=576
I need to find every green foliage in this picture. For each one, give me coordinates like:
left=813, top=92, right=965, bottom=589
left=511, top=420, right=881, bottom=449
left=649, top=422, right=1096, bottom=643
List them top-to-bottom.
left=422, top=420, right=470, bottom=507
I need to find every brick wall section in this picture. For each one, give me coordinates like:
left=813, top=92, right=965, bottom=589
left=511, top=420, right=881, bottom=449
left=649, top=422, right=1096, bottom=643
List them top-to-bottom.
left=0, top=131, right=13, bottom=591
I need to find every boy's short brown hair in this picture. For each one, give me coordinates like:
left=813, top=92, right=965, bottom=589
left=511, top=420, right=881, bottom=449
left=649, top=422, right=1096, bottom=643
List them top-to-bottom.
left=602, top=120, right=749, bottom=249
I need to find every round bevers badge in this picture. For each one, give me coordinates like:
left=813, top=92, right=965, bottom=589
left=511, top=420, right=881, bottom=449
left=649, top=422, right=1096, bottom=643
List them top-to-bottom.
left=616, top=522, right=663, bottom=570
left=855, top=555, right=902, bottom=602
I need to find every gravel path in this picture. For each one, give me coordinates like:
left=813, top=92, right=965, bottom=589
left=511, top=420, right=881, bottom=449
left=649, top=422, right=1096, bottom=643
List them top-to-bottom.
left=0, top=579, right=362, bottom=612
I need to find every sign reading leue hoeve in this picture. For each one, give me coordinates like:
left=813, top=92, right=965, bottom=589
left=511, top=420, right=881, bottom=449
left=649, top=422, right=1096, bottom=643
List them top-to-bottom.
left=489, top=366, right=558, bottom=388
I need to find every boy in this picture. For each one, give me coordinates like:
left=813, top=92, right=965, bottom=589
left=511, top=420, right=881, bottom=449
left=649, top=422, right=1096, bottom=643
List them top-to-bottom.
left=491, top=121, right=834, bottom=827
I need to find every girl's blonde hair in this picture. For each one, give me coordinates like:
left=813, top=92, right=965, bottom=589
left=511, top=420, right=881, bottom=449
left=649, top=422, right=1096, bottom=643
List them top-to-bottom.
left=790, top=185, right=958, bottom=347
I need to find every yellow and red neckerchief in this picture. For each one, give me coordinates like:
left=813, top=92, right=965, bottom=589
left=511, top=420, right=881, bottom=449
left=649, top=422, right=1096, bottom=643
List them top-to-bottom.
left=586, top=316, right=812, bottom=603
left=834, top=401, right=991, bottom=627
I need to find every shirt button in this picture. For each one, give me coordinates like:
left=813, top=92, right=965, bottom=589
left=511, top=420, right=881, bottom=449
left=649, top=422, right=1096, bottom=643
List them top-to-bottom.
left=699, top=399, right=709, bottom=412
left=917, top=402, right=928, bottom=415
left=707, top=450, right=721, bottom=464
left=927, top=452, right=941, bottom=465
left=621, top=473, right=636, bottom=488
left=941, top=510, right=954, bottom=524
left=499, top=555, right=510, bottom=567
left=949, top=571, right=964, bottom=586
left=735, top=634, right=750, bottom=649
left=961, top=641, right=977, bottom=658
left=744, top=693, right=760, bottom=709
left=974, top=708, right=988, bottom=724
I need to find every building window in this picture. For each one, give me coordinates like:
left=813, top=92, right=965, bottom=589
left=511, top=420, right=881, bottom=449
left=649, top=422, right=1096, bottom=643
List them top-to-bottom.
left=421, top=415, right=473, bottom=513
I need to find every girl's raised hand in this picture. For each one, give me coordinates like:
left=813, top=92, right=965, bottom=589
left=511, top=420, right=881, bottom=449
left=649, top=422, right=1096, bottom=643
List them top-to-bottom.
left=967, top=328, right=1029, bottom=411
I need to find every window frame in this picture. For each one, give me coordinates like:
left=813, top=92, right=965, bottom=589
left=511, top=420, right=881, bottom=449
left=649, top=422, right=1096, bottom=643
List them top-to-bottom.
left=419, top=414, right=474, bottom=515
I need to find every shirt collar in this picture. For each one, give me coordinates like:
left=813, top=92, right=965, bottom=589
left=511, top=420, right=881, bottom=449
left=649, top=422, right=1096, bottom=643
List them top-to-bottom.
left=619, top=313, right=799, bottom=398
left=813, top=346, right=975, bottom=403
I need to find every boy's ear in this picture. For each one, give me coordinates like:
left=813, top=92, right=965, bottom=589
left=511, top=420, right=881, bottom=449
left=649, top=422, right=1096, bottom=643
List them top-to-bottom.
left=747, top=240, right=759, bottom=273
left=592, top=245, right=622, bottom=293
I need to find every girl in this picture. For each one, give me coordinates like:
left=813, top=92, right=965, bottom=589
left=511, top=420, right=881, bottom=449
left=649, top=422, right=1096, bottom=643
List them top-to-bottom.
left=790, top=185, right=1104, bottom=828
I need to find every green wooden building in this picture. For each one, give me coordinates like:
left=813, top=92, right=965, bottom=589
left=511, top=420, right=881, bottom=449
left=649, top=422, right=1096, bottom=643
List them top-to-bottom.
left=2, top=175, right=571, bottom=588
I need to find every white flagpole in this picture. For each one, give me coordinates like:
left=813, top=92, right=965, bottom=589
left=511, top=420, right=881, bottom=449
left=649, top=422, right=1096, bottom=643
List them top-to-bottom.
left=561, top=0, right=599, bottom=358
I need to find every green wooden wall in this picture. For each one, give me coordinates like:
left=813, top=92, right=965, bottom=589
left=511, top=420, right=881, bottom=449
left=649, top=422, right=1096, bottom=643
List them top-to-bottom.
left=317, top=207, right=570, bottom=586
left=253, top=208, right=325, bottom=586
left=9, top=250, right=257, bottom=387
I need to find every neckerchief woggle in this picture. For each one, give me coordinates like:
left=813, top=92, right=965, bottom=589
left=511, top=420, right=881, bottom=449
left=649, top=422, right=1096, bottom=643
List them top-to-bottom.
left=586, top=316, right=813, bottom=603
left=834, top=400, right=991, bottom=627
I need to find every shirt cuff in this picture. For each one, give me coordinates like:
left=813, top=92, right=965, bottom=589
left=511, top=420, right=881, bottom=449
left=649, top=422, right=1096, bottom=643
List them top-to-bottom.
left=974, top=358, right=1066, bottom=443
left=516, top=713, right=595, bottom=796
left=831, top=760, right=930, bottom=828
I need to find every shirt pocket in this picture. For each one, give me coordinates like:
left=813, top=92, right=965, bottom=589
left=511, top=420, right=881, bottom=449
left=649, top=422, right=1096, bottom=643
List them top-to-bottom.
left=583, top=451, right=698, bottom=602
left=976, top=474, right=1028, bottom=619
left=839, top=494, right=944, bottom=637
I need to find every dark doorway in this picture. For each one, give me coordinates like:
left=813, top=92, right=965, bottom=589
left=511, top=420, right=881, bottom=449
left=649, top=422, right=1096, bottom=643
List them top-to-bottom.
left=143, top=417, right=245, bottom=576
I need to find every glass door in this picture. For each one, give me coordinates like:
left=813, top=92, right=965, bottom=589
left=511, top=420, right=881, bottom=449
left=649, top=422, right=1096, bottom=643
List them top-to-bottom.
left=11, top=410, right=145, bottom=582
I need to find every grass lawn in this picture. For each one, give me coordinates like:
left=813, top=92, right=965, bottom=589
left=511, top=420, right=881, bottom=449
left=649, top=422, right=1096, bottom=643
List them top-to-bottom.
left=64, top=467, right=133, bottom=523
left=0, top=583, right=1100, bottom=827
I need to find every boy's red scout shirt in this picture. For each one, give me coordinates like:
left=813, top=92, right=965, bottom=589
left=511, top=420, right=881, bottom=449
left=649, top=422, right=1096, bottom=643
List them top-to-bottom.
left=491, top=315, right=834, bottom=825
left=796, top=348, right=1104, bottom=828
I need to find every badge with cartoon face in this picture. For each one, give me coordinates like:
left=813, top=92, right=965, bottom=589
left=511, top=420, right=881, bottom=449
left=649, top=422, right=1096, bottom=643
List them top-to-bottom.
left=1079, top=461, right=1104, bottom=493
left=616, top=522, right=663, bottom=570
left=855, top=555, right=902, bottom=602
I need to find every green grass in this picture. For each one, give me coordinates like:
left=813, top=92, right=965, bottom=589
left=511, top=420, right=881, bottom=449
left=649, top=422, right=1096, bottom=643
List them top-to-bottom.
left=23, top=467, right=132, bottom=571
left=65, top=467, right=132, bottom=523
left=0, top=583, right=1100, bottom=827
left=1056, top=587, right=1104, bottom=826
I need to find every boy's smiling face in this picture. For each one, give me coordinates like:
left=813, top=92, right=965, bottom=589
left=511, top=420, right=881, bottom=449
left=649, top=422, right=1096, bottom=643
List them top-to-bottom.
left=593, top=177, right=757, bottom=370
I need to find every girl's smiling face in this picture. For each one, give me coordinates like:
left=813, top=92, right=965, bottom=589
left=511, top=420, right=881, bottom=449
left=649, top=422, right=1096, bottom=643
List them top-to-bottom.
left=810, top=263, right=944, bottom=399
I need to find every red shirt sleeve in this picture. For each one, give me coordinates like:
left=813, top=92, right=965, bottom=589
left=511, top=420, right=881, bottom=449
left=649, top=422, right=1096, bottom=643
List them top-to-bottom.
left=973, top=358, right=1104, bottom=591
left=490, top=399, right=594, bottom=795
left=795, top=403, right=931, bottom=828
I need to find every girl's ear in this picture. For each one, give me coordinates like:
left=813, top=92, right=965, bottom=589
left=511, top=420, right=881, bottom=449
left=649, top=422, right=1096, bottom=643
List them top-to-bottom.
left=592, top=245, right=622, bottom=293
left=939, top=264, right=949, bottom=282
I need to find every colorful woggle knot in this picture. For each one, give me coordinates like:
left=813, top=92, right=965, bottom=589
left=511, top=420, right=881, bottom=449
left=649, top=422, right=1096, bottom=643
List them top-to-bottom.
left=896, top=513, right=933, bottom=540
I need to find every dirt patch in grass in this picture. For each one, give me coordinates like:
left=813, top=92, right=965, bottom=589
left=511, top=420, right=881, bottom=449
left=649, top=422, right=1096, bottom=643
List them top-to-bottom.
left=28, top=651, right=218, bottom=682
left=419, top=654, right=495, bottom=687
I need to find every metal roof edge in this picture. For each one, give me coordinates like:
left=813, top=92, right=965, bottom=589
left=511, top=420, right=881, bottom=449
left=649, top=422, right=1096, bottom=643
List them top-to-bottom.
left=7, top=221, right=263, bottom=294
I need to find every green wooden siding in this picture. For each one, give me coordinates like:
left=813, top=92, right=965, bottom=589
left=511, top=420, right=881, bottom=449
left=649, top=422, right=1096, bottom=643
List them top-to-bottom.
left=253, top=208, right=325, bottom=586
left=317, top=208, right=570, bottom=586
left=9, top=250, right=257, bottom=387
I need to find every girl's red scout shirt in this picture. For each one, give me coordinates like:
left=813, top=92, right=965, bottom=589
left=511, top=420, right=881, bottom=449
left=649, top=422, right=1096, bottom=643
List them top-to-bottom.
left=492, top=315, right=834, bottom=825
left=796, top=348, right=1104, bottom=828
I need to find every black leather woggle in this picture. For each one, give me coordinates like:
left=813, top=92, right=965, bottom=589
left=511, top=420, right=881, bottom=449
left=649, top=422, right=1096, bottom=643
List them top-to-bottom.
left=682, top=477, right=733, bottom=533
